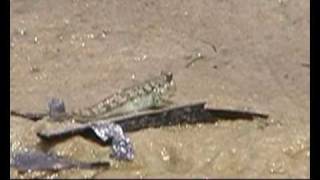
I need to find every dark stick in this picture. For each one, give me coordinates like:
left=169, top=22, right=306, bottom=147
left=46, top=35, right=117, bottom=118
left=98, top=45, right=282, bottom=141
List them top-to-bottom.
left=185, top=56, right=205, bottom=68
left=301, top=63, right=310, bottom=68
left=37, top=102, right=268, bottom=141
left=205, top=108, right=269, bottom=120
left=10, top=110, right=47, bottom=121
left=37, top=123, right=90, bottom=141
left=11, top=150, right=110, bottom=172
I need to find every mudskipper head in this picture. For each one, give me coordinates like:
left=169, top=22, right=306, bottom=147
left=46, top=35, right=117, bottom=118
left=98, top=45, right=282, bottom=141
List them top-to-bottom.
left=158, top=71, right=176, bottom=98
left=160, top=71, right=173, bottom=83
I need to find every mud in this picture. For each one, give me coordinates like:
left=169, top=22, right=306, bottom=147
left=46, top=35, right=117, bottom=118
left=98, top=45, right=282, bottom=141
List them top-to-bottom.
left=10, top=0, right=309, bottom=178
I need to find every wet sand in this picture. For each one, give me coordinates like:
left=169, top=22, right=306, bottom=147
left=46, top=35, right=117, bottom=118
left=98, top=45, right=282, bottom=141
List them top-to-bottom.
left=10, top=0, right=309, bottom=178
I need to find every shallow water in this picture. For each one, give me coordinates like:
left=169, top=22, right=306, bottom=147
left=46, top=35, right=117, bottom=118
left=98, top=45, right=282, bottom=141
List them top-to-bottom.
left=10, top=0, right=309, bottom=178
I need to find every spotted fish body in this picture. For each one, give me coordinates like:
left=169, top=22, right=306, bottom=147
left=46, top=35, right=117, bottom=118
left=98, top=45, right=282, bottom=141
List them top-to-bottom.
left=70, top=71, right=175, bottom=123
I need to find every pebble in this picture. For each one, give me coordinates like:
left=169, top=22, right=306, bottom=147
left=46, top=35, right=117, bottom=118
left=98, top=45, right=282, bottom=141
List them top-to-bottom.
left=63, top=19, right=70, bottom=25
left=19, top=28, right=26, bottom=36
left=101, top=32, right=107, bottom=38
left=87, top=33, right=94, bottom=39
left=58, top=35, right=64, bottom=41
left=34, top=36, right=38, bottom=44
left=142, top=54, right=147, bottom=60
left=30, top=66, right=40, bottom=73
left=160, top=147, right=170, bottom=161
left=231, top=148, right=237, bottom=154
left=268, top=159, right=286, bottom=174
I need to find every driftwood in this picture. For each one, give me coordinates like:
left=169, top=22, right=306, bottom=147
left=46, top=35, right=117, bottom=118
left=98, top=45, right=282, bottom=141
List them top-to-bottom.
left=12, top=102, right=268, bottom=170
left=37, top=102, right=268, bottom=142
left=10, top=150, right=110, bottom=172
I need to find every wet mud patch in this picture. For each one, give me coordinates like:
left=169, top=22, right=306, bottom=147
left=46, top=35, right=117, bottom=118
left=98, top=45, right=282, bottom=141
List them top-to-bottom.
left=11, top=0, right=309, bottom=178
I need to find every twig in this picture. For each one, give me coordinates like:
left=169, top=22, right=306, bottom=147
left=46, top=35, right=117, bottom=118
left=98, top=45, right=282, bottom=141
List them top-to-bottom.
left=185, top=55, right=205, bottom=68
left=10, top=110, right=47, bottom=121
left=11, top=150, right=110, bottom=172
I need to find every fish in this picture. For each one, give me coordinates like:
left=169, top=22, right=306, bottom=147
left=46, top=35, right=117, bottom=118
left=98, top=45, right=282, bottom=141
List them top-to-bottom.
left=10, top=71, right=176, bottom=123
left=70, top=71, right=175, bottom=123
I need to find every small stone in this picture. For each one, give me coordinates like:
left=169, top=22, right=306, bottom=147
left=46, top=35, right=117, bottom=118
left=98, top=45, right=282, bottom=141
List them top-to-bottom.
left=64, top=19, right=70, bottom=25
left=19, top=28, right=26, bottom=36
left=101, top=30, right=110, bottom=38
left=88, top=33, right=94, bottom=39
left=58, top=35, right=64, bottom=41
left=34, top=36, right=38, bottom=44
left=142, top=54, right=147, bottom=60
left=134, top=57, right=141, bottom=61
left=30, top=66, right=40, bottom=73
left=270, top=118, right=275, bottom=123
left=160, top=147, right=170, bottom=161
left=231, top=148, right=237, bottom=154
left=162, top=155, right=170, bottom=161
left=268, top=159, right=286, bottom=174
left=135, top=171, right=141, bottom=176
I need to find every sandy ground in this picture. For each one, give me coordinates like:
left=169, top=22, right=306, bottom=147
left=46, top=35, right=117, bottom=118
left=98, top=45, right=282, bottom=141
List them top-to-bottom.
left=10, top=0, right=309, bottom=178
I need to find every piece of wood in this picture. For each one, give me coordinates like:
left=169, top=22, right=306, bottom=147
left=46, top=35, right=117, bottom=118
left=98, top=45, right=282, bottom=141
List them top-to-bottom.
left=37, top=102, right=268, bottom=142
left=10, top=110, right=47, bottom=121
left=11, top=150, right=110, bottom=172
